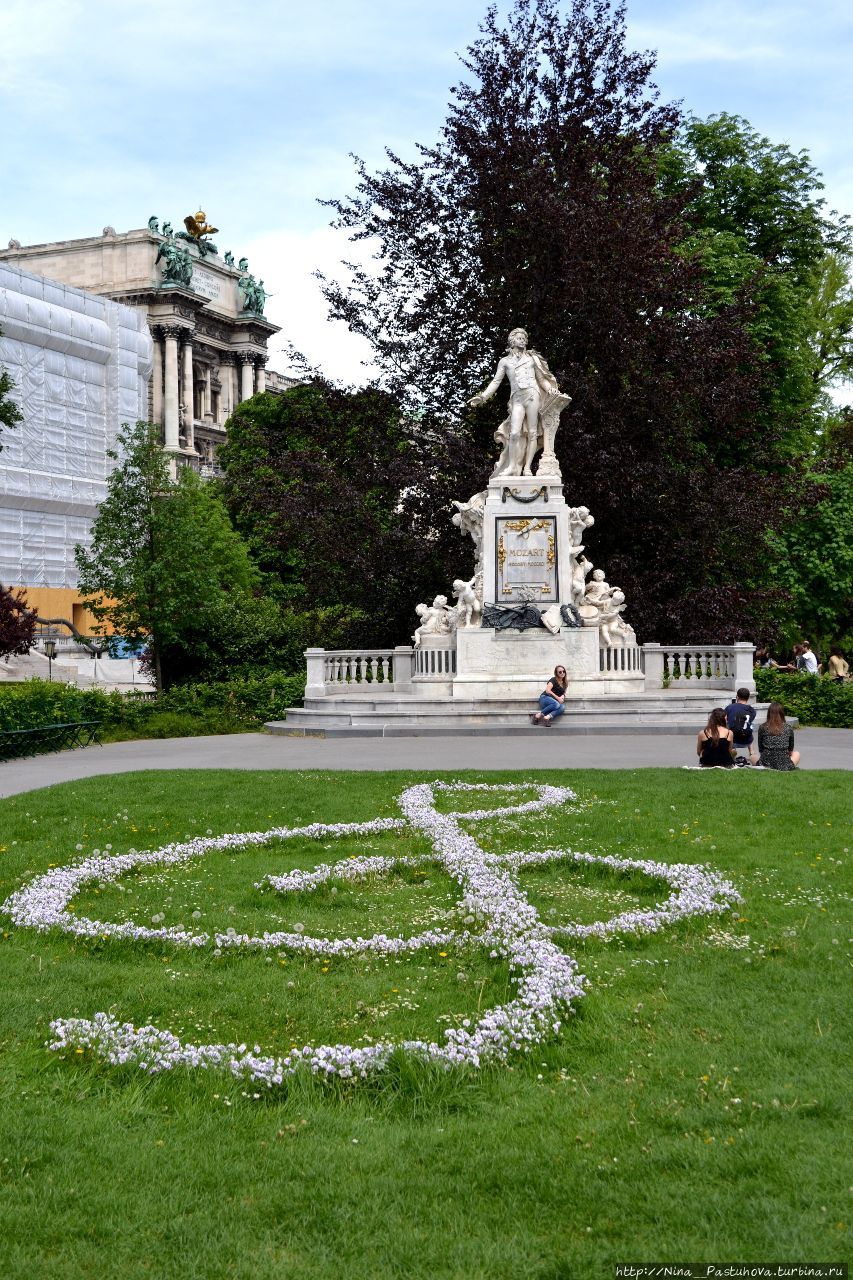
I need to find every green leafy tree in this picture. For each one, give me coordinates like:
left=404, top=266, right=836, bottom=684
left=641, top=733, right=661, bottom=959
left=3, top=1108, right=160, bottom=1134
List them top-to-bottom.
left=661, top=112, right=852, bottom=445
left=0, top=331, right=23, bottom=451
left=219, top=383, right=483, bottom=648
left=76, top=421, right=262, bottom=689
left=766, top=454, right=853, bottom=652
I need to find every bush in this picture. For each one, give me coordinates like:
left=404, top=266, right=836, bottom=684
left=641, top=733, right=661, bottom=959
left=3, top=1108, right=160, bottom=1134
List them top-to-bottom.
left=755, top=670, right=853, bottom=728
left=0, top=673, right=306, bottom=737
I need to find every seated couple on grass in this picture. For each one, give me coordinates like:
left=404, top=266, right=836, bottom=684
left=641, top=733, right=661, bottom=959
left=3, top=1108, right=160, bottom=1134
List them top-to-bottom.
left=531, top=666, right=567, bottom=727
left=698, top=696, right=800, bottom=771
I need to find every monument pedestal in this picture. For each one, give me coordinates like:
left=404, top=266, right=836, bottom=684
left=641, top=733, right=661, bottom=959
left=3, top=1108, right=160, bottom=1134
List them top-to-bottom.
left=452, top=474, right=644, bottom=698
left=481, top=474, right=572, bottom=607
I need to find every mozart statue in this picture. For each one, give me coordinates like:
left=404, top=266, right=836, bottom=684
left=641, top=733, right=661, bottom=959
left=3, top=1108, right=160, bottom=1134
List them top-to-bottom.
left=468, top=327, right=570, bottom=479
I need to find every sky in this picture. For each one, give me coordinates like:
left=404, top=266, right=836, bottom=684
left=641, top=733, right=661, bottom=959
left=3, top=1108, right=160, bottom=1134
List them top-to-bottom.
left=2, top=0, right=851, bottom=384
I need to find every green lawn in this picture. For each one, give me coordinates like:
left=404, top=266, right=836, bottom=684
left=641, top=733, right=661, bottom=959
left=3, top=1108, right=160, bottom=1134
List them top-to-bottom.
left=0, top=768, right=849, bottom=1279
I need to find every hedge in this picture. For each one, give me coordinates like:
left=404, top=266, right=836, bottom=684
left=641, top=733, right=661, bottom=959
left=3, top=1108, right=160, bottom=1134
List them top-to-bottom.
left=754, top=671, right=853, bottom=729
left=0, top=673, right=306, bottom=735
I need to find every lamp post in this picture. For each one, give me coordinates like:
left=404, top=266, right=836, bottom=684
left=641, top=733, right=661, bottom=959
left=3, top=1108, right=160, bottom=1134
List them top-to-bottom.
left=43, top=639, right=57, bottom=682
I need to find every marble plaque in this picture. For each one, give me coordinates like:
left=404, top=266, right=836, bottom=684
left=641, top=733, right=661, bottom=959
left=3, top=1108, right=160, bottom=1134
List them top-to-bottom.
left=191, top=267, right=224, bottom=302
left=495, top=515, right=557, bottom=602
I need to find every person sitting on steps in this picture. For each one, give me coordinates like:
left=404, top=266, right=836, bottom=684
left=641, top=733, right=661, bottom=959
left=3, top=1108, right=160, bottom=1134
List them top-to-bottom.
left=532, top=665, right=568, bottom=726
left=697, top=707, right=735, bottom=768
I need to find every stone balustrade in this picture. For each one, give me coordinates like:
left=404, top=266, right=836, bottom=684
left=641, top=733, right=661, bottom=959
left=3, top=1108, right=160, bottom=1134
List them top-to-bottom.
left=413, top=638, right=457, bottom=681
left=305, top=641, right=755, bottom=698
left=641, top=643, right=755, bottom=692
left=599, top=645, right=644, bottom=677
left=305, top=647, right=414, bottom=697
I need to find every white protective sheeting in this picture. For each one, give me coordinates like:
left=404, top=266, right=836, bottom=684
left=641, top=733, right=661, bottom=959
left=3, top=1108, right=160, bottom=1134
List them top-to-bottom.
left=0, top=264, right=152, bottom=587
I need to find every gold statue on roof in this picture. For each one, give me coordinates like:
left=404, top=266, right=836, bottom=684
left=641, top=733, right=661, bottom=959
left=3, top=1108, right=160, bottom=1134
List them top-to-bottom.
left=183, top=210, right=219, bottom=241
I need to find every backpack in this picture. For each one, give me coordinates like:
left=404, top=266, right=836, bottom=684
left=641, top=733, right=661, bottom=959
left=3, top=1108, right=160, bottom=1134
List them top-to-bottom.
left=731, top=707, right=754, bottom=742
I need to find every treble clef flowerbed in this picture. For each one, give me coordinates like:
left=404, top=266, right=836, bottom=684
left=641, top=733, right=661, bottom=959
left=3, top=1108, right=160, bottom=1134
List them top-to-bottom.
left=2, top=782, right=741, bottom=1087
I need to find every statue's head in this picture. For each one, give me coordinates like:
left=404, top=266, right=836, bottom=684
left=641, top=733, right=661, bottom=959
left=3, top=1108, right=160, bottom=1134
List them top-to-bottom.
left=507, top=327, right=528, bottom=350
left=577, top=506, right=589, bottom=519
left=592, top=569, right=605, bottom=581
left=433, top=595, right=448, bottom=608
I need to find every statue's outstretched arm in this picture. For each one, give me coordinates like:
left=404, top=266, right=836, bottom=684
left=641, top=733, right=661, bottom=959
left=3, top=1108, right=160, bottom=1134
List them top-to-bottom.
left=469, top=359, right=506, bottom=407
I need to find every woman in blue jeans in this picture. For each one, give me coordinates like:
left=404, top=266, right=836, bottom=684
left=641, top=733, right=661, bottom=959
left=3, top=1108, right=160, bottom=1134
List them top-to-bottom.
left=532, top=665, right=568, bottom=726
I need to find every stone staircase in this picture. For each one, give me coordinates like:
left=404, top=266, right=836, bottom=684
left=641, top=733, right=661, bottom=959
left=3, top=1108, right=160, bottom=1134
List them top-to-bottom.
left=269, top=687, right=759, bottom=738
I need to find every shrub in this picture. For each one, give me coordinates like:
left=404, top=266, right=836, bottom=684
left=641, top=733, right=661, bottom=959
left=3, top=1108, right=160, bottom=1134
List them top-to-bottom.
left=754, top=670, right=853, bottom=728
left=0, top=673, right=305, bottom=737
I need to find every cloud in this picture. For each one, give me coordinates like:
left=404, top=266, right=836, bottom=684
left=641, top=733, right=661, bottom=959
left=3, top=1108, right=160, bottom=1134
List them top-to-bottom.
left=240, top=225, right=379, bottom=386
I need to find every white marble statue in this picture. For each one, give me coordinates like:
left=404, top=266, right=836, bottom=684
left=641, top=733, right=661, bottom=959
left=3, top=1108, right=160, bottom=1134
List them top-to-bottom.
left=468, top=327, right=570, bottom=478
left=452, top=489, right=487, bottom=604
left=568, top=505, right=595, bottom=547
left=571, top=554, right=594, bottom=605
left=578, top=570, right=612, bottom=609
left=452, top=577, right=481, bottom=629
left=598, top=589, right=633, bottom=648
left=412, top=595, right=454, bottom=646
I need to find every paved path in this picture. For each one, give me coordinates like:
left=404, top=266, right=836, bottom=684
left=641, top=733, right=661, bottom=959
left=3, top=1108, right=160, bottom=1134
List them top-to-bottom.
left=1, top=728, right=850, bottom=798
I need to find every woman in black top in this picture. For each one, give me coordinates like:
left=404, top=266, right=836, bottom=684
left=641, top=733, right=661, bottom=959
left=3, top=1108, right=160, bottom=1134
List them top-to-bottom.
left=532, top=666, right=568, bottom=726
left=757, top=702, right=800, bottom=770
left=697, top=707, right=735, bottom=767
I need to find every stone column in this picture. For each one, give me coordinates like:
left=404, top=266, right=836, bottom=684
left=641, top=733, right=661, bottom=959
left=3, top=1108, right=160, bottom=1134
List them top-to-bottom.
left=162, top=327, right=181, bottom=454
left=151, top=328, right=164, bottom=427
left=181, top=337, right=195, bottom=452
left=239, top=353, right=254, bottom=403
left=219, top=354, right=233, bottom=420
left=255, top=357, right=266, bottom=393
left=231, top=361, right=240, bottom=411
left=203, top=366, right=212, bottom=420
left=641, top=643, right=664, bottom=691
left=732, top=643, right=756, bottom=695
left=392, top=645, right=415, bottom=694
left=304, top=648, right=327, bottom=699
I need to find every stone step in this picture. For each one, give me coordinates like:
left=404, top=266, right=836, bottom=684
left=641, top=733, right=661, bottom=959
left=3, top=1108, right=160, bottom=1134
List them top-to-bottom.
left=274, top=687, right=773, bottom=738
left=299, top=693, right=747, bottom=715
left=270, top=714, right=735, bottom=737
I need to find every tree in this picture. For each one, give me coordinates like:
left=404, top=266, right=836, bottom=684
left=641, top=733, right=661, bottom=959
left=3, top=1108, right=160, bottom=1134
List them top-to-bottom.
left=319, top=0, right=792, bottom=642
left=660, top=113, right=852, bottom=446
left=0, top=331, right=23, bottom=452
left=219, top=384, right=483, bottom=648
left=75, top=422, right=262, bottom=689
left=765, top=438, right=853, bottom=652
left=0, top=584, right=35, bottom=657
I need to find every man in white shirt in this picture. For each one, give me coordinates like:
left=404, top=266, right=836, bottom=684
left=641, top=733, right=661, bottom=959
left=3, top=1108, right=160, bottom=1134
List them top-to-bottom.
left=797, top=641, right=820, bottom=675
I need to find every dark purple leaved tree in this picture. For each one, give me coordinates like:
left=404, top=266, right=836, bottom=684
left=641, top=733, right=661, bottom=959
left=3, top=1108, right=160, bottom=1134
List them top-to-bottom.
left=319, top=0, right=787, bottom=642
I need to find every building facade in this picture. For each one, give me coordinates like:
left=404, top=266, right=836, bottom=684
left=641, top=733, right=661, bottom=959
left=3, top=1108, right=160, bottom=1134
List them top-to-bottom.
left=1, top=215, right=291, bottom=475
left=0, top=262, right=151, bottom=625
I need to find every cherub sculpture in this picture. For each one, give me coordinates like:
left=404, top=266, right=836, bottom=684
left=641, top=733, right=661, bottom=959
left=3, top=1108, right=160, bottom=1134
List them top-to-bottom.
left=568, top=506, right=595, bottom=547
left=452, top=577, right=481, bottom=629
left=412, top=596, right=454, bottom=646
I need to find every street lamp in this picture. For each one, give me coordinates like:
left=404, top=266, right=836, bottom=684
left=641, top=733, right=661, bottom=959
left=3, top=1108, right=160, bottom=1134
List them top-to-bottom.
left=43, top=639, right=57, bottom=682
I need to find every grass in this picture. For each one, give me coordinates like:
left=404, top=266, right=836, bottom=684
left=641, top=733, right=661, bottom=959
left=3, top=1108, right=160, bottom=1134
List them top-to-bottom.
left=0, top=767, right=850, bottom=1279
